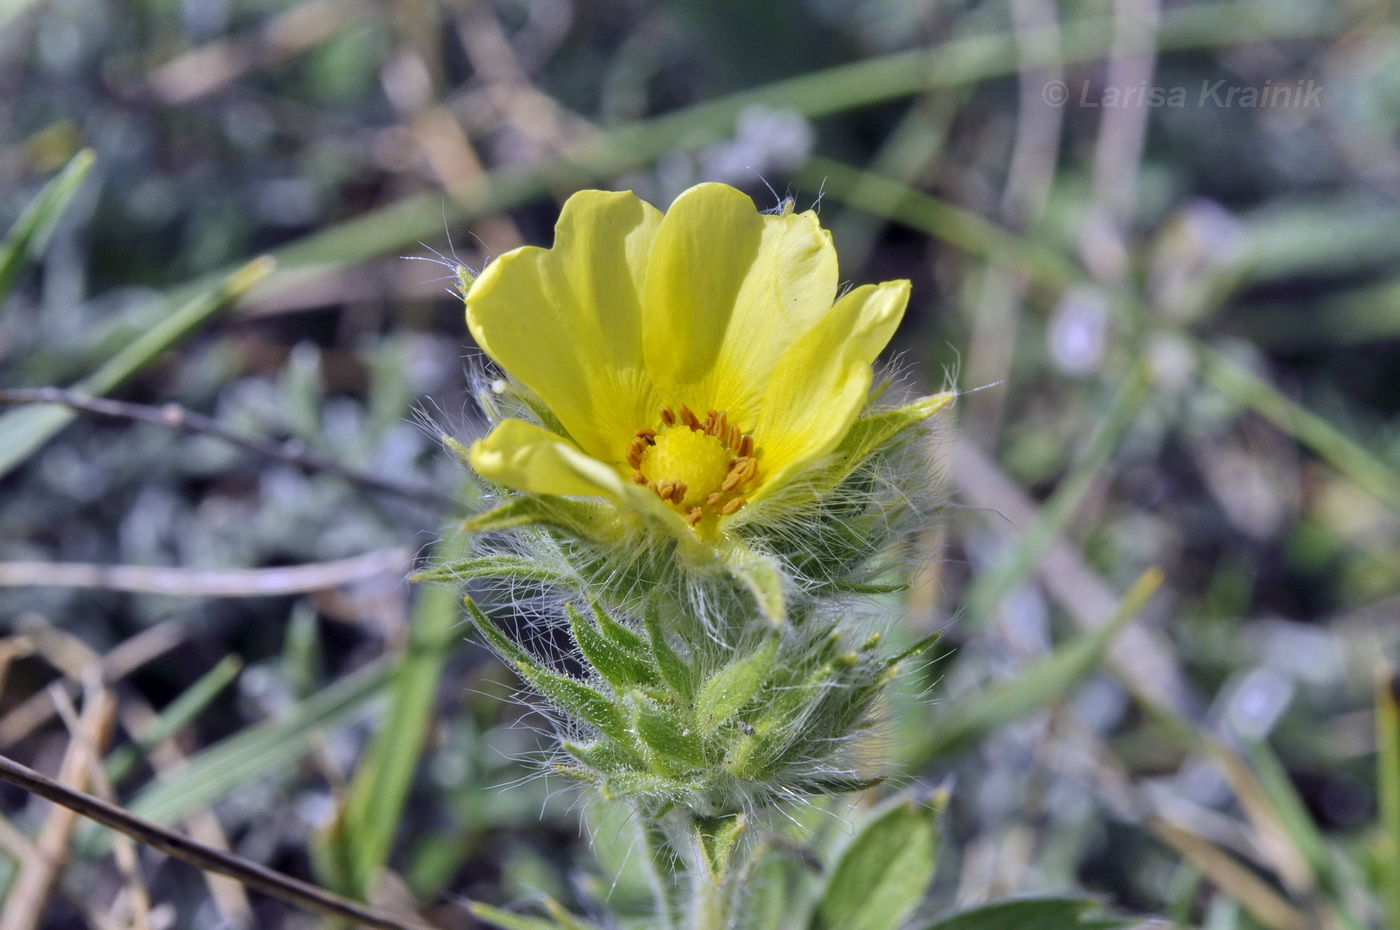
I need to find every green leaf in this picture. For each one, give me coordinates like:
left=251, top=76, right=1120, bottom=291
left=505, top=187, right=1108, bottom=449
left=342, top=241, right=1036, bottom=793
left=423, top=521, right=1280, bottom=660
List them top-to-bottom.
left=0, top=149, right=94, bottom=301
left=0, top=255, right=274, bottom=480
left=915, top=568, right=1161, bottom=765
left=465, top=598, right=630, bottom=745
left=590, top=599, right=648, bottom=652
left=568, top=604, right=658, bottom=691
left=644, top=607, right=693, bottom=699
left=695, top=632, right=780, bottom=737
left=631, top=692, right=706, bottom=773
left=812, top=799, right=938, bottom=930
left=916, top=897, right=1126, bottom=930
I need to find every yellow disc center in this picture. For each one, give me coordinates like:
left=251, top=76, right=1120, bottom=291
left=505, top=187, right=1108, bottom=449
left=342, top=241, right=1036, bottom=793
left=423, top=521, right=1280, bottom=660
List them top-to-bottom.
left=638, top=427, right=731, bottom=509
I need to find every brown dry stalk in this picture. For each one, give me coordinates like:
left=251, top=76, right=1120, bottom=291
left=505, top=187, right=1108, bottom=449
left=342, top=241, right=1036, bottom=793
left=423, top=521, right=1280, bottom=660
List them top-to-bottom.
left=0, top=681, right=116, bottom=930
left=0, top=754, right=439, bottom=930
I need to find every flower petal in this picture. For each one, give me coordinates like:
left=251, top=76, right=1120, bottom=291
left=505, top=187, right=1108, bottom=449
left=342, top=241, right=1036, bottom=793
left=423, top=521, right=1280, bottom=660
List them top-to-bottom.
left=641, top=184, right=838, bottom=428
left=466, top=190, right=663, bottom=463
left=748, top=279, right=910, bottom=497
left=470, top=419, right=689, bottom=532
left=470, top=419, right=630, bottom=499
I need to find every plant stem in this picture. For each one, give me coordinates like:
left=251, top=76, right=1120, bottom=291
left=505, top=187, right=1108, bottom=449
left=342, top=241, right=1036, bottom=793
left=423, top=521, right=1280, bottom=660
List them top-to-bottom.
left=690, top=869, right=729, bottom=930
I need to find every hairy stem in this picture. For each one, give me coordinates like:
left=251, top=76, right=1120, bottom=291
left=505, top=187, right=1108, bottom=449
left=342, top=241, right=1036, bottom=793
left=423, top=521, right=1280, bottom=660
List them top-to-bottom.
left=690, top=869, right=729, bottom=930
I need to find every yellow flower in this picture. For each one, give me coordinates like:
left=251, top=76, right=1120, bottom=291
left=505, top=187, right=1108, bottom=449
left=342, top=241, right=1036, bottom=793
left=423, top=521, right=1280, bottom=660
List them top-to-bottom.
left=464, top=182, right=910, bottom=541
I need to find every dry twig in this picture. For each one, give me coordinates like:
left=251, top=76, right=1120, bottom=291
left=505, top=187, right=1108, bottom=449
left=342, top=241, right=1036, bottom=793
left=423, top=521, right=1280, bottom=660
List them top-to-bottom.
left=0, top=387, right=453, bottom=508
left=0, top=547, right=412, bottom=596
left=0, top=754, right=439, bottom=930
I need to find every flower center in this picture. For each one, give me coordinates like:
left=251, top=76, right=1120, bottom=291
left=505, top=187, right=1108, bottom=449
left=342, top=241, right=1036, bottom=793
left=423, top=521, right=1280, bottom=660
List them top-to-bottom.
left=624, top=404, right=757, bottom=526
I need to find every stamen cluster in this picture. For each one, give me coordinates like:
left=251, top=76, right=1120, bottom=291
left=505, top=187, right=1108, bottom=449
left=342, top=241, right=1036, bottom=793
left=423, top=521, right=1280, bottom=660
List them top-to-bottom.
left=626, top=404, right=757, bottom=524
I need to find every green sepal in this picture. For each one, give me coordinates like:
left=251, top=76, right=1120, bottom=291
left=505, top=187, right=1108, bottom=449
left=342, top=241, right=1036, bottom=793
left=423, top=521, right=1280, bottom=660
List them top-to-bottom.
left=837, top=392, right=955, bottom=464
left=441, top=435, right=473, bottom=469
left=464, top=494, right=610, bottom=539
left=717, top=539, right=788, bottom=623
left=409, top=554, right=571, bottom=586
left=828, top=579, right=911, bottom=595
left=464, top=598, right=630, bottom=745
left=568, top=604, right=659, bottom=691
left=644, top=607, right=693, bottom=699
left=886, top=630, right=944, bottom=668
left=696, top=631, right=780, bottom=737
left=629, top=691, right=706, bottom=773
left=786, top=773, right=887, bottom=796
left=812, top=798, right=938, bottom=930
left=694, top=813, right=746, bottom=884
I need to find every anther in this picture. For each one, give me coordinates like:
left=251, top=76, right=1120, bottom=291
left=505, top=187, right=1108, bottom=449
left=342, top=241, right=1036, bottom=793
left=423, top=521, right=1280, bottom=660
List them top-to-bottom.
left=678, top=404, right=699, bottom=429
left=660, top=405, right=676, bottom=427
left=714, top=411, right=727, bottom=441
left=728, top=425, right=741, bottom=449
left=634, top=428, right=656, bottom=444
left=738, top=435, right=754, bottom=457
left=626, top=448, right=643, bottom=468
left=740, top=459, right=757, bottom=482
left=721, top=471, right=743, bottom=492
left=630, top=472, right=647, bottom=484
left=658, top=480, right=675, bottom=501
left=670, top=482, right=687, bottom=505
left=706, top=492, right=723, bottom=507
left=721, top=497, right=746, bottom=514
left=685, top=507, right=704, bottom=525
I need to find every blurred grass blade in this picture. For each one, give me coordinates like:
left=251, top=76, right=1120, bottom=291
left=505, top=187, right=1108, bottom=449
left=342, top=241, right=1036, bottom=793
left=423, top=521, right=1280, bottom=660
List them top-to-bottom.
left=168, top=1, right=1335, bottom=310
left=0, top=148, right=93, bottom=301
left=801, top=156, right=1080, bottom=292
left=0, top=256, right=275, bottom=480
left=1200, top=346, right=1400, bottom=517
left=963, top=360, right=1152, bottom=624
left=915, top=569, right=1162, bottom=764
left=322, top=582, right=461, bottom=899
left=105, top=655, right=243, bottom=786
left=124, top=658, right=388, bottom=829
left=1378, top=667, right=1400, bottom=928
left=1242, top=740, right=1367, bottom=930
left=811, top=798, right=938, bottom=930
left=467, top=901, right=569, bottom=930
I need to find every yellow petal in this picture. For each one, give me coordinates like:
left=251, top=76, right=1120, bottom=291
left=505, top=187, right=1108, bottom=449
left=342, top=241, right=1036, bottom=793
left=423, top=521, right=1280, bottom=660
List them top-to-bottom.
left=641, top=184, right=838, bottom=428
left=466, top=190, right=663, bottom=463
left=748, top=279, right=910, bottom=498
left=470, top=419, right=687, bottom=530
left=470, top=419, right=628, bottom=499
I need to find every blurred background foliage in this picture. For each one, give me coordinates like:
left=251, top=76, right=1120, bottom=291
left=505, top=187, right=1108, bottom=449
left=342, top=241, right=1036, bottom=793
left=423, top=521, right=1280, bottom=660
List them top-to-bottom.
left=2, top=0, right=1400, bottom=927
